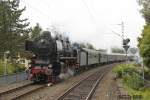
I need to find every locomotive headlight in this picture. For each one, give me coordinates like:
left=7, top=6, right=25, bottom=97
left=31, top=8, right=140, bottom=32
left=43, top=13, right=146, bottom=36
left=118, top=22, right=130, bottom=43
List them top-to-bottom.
left=40, top=39, right=45, bottom=43
left=48, top=64, right=52, bottom=68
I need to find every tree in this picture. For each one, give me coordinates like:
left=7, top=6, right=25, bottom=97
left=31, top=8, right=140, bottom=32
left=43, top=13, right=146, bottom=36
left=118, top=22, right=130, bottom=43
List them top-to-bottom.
left=0, top=0, right=30, bottom=58
left=137, top=0, right=150, bottom=67
left=138, top=0, right=150, bottom=24
left=31, top=23, right=42, bottom=39
left=138, top=24, right=150, bottom=67
left=79, top=42, right=95, bottom=49
left=80, top=43, right=86, bottom=48
left=86, top=43, right=95, bottom=50
left=111, top=47, right=124, bottom=54
left=128, top=47, right=138, bottom=55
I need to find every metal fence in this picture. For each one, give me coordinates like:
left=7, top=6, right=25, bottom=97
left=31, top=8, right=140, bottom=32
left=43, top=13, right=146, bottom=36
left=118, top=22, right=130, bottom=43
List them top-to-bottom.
left=0, top=71, right=27, bottom=85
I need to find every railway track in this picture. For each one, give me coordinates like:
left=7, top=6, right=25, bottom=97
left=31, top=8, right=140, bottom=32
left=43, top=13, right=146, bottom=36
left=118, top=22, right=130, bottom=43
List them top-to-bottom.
left=0, top=64, right=115, bottom=100
left=56, top=66, right=112, bottom=100
left=0, top=82, right=45, bottom=100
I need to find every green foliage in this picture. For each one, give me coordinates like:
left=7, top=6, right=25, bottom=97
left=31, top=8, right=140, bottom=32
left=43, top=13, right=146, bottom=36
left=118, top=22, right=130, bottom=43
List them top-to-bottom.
left=0, top=0, right=30, bottom=58
left=138, top=0, right=150, bottom=68
left=139, top=0, right=150, bottom=24
left=31, top=23, right=42, bottom=39
left=138, top=24, right=150, bottom=68
left=80, top=42, right=95, bottom=49
left=80, top=43, right=86, bottom=48
left=86, top=43, right=95, bottom=49
left=111, top=47, right=124, bottom=54
left=129, top=47, right=138, bottom=54
left=0, top=60, right=25, bottom=75
left=113, top=64, right=137, bottom=78
left=113, top=64, right=144, bottom=90
left=113, top=64, right=123, bottom=78
left=123, top=74, right=144, bottom=90
left=124, top=83, right=150, bottom=100
left=142, top=89, right=150, bottom=100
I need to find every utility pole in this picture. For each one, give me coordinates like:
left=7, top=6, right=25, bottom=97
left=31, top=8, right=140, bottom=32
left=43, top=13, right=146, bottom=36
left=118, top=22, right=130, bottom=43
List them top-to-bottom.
left=115, top=21, right=130, bottom=62
left=116, top=21, right=125, bottom=46
left=117, top=21, right=130, bottom=78
left=118, top=21, right=130, bottom=63
left=118, top=21, right=124, bottom=39
left=121, top=21, right=124, bottom=39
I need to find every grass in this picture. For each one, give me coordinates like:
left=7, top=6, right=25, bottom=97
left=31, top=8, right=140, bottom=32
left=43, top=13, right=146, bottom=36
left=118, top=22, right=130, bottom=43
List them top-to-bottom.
left=0, top=60, right=25, bottom=75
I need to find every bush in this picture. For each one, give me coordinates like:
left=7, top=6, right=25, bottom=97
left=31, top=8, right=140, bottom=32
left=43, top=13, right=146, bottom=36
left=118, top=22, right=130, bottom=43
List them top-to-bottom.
left=113, top=64, right=137, bottom=78
left=113, top=64, right=123, bottom=78
left=113, top=64, right=144, bottom=90
left=123, top=74, right=144, bottom=90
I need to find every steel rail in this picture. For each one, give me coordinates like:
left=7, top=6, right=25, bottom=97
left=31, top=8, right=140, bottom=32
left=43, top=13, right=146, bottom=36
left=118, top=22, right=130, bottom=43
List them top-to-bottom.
left=56, top=67, right=111, bottom=100
left=55, top=71, right=97, bottom=100
left=85, top=74, right=104, bottom=100
left=0, top=82, right=32, bottom=96
left=0, top=83, right=45, bottom=100
left=12, top=85, right=45, bottom=100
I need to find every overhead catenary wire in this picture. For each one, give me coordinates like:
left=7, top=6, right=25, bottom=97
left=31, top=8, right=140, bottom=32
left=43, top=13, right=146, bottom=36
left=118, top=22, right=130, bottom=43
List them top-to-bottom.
left=21, top=0, right=51, bottom=22
left=22, top=0, right=124, bottom=39
left=24, top=0, right=66, bottom=30
left=36, top=0, right=55, bottom=21
left=37, top=0, right=65, bottom=29
left=81, top=0, right=124, bottom=39
left=81, top=0, right=97, bottom=25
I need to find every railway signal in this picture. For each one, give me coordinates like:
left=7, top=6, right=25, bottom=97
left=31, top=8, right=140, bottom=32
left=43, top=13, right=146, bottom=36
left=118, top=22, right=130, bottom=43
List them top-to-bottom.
left=122, top=38, right=130, bottom=64
left=123, top=38, right=130, bottom=52
left=123, top=38, right=130, bottom=46
left=123, top=45, right=130, bottom=52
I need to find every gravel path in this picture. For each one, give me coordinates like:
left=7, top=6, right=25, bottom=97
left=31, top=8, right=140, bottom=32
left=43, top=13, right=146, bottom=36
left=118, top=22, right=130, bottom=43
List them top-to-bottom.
left=91, top=63, right=129, bottom=100
left=91, top=69, right=118, bottom=100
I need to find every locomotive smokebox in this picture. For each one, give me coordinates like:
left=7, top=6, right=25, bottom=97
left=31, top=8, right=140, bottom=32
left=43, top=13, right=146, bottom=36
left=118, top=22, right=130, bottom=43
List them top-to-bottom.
left=25, top=31, right=55, bottom=58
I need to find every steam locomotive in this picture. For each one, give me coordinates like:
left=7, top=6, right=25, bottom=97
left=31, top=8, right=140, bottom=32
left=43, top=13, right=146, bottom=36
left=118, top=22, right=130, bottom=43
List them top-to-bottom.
left=25, top=31, right=134, bottom=83
left=25, top=31, right=79, bottom=83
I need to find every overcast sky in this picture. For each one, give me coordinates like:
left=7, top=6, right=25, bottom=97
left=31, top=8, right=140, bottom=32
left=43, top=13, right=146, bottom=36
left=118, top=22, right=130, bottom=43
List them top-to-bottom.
left=20, top=0, right=145, bottom=50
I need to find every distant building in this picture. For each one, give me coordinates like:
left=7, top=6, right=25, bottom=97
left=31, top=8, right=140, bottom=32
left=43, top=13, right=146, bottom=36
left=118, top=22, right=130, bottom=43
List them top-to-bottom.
left=16, top=53, right=30, bottom=68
